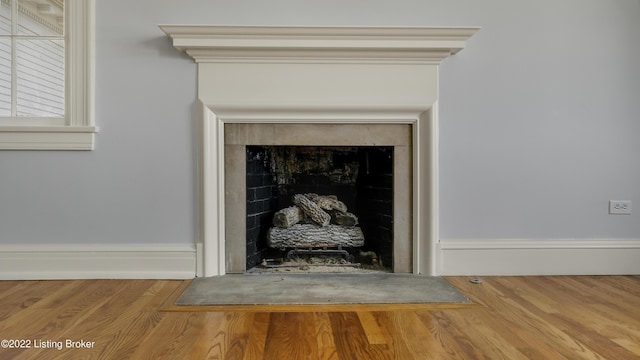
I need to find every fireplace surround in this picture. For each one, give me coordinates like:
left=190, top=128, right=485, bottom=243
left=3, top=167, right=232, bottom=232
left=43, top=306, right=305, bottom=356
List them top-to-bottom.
left=160, top=25, right=478, bottom=276
left=229, top=124, right=410, bottom=272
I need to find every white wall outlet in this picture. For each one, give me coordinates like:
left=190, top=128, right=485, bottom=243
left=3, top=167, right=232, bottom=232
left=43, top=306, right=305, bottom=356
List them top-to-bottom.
left=609, top=200, right=632, bottom=215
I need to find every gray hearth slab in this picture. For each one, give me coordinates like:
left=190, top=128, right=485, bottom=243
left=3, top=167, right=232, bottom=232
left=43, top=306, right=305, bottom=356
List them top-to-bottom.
left=176, top=273, right=469, bottom=305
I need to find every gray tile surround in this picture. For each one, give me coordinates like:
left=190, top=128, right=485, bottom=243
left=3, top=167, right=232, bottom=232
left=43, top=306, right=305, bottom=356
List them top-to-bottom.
left=224, top=123, right=413, bottom=273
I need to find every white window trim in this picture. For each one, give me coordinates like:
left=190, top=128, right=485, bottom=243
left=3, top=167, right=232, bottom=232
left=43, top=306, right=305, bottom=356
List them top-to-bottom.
left=0, top=0, right=96, bottom=150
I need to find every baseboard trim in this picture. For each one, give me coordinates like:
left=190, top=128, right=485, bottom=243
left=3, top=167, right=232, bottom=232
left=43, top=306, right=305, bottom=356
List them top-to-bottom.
left=438, top=238, right=640, bottom=275
left=0, top=244, right=197, bottom=280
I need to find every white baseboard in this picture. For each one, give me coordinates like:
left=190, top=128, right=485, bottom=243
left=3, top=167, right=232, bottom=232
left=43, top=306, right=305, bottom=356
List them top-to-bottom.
left=438, top=239, right=640, bottom=276
left=6, top=240, right=637, bottom=279
left=0, top=244, right=197, bottom=280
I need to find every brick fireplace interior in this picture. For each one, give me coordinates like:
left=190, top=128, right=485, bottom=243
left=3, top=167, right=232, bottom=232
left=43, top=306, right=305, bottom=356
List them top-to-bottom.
left=245, top=145, right=394, bottom=271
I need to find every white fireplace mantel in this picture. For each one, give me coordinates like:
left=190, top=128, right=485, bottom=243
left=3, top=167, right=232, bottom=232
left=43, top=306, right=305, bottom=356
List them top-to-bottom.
left=160, top=25, right=478, bottom=277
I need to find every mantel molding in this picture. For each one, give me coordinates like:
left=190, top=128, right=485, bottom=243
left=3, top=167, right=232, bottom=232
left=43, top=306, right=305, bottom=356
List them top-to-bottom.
left=159, top=25, right=479, bottom=64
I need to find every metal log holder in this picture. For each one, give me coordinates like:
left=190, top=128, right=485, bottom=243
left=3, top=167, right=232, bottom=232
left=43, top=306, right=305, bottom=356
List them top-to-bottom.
left=286, top=247, right=353, bottom=262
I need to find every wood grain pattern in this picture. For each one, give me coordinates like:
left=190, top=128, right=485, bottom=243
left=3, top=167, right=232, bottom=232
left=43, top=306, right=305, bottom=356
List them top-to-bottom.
left=0, top=276, right=638, bottom=359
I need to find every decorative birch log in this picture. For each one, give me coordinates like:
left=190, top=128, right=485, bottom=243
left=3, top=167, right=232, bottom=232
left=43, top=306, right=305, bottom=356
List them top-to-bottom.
left=305, top=193, right=348, bottom=213
left=305, top=193, right=337, bottom=201
left=293, top=194, right=331, bottom=226
left=272, top=206, right=305, bottom=228
left=331, top=211, right=359, bottom=226
left=267, top=224, right=365, bottom=249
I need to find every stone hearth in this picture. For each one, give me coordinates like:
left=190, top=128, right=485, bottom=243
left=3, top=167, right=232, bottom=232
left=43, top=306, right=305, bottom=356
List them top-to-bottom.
left=160, top=25, right=478, bottom=276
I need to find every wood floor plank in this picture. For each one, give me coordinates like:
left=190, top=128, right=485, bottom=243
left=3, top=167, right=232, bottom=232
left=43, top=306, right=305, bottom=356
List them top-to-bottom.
left=0, top=276, right=639, bottom=359
left=571, top=276, right=640, bottom=317
left=605, top=276, right=640, bottom=297
left=451, top=277, right=601, bottom=359
left=487, top=277, right=611, bottom=360
left=0, top=281, right=68, bottom=325
left=0, top=281, right=117, bottom=342
left=32, top=281, right=124, bottom=331
left=22, top=282, right=159, bottom=360
left=80, top=282, right=177, bottom=360
left=162, top=302, right=476, bottom=313
left=442, top=309, right=532, bottom=360
left=390, top=310, right=450, bottom=360
left=426, top=310, right=488, bottom=360
left=179, top=311, right=267, bottom=359
left=356, top=311, right=388, bottom=345
left=373, top=311, right=422, bottom=359
left=130, top=312, right=204, bottom=360
left=179, top=312, right=229, bottom=359
left=213, top=312, right=258, bottom=359
left=243, top=312, right=271, bottom=360
left=264, top=312, right=319, bottom=360
left=313, top=312, right=339, bottom=360
left=329, top=312, right=390, bottom=359
left=547, top=312, right=639, bottom=359
left=612, top=337, right=640, bottom=356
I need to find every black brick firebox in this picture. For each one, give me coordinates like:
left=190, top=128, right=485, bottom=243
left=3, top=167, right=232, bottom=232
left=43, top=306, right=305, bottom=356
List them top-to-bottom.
left=245, top=146, right=394, bottom=270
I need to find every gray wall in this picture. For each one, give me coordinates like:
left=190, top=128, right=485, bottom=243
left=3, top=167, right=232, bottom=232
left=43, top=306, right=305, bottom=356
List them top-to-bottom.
left=0, top=0, right=638, bottom=247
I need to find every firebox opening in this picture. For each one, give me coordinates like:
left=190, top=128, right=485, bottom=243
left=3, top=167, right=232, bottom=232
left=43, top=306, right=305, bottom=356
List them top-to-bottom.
left=246, top=146, right=394, bottom=272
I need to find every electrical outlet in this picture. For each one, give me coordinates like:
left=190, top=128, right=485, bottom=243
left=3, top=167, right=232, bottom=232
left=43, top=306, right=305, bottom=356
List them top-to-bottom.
left=609, top=200, right=632, bottom=215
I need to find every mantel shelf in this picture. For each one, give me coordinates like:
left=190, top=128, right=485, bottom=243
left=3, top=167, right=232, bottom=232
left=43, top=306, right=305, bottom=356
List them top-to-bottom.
left=159, top=25, right=479, bottom=64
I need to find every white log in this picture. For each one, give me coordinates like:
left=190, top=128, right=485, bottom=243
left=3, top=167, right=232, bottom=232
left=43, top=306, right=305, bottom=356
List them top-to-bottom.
left=305, top=193, right=348, bottom=213
left=293, top=194, right=331, bottom=226
left=273, top=206, right=305, bottom=228
left=331, top=211, right=359, bottom=226
left=267, top=224, right=365, bottom=249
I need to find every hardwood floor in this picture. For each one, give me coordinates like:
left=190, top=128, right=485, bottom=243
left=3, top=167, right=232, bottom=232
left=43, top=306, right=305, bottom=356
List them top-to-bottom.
left=0, top=276, right=639, bottom=359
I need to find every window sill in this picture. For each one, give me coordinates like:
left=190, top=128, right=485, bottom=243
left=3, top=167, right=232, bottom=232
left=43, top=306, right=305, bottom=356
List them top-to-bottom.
left=0, top=126, right=99, bottom=150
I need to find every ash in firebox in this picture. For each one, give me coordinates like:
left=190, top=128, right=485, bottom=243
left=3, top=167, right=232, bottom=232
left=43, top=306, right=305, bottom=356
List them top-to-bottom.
left=248, top=251, right=387, bottom=274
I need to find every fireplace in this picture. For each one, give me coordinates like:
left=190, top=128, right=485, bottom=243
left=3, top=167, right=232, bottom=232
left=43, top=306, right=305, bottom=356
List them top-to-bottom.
left=160, top=25, right=478, bottom=276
